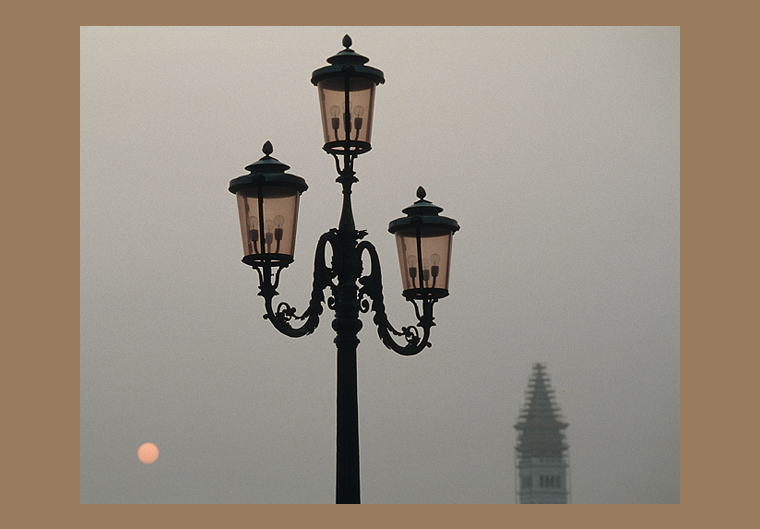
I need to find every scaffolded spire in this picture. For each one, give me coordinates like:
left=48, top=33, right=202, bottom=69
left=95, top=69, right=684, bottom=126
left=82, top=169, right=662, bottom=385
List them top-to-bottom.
left=514, top=362, right=568, bottom=458
left=514, top=362, right=570, bottom=503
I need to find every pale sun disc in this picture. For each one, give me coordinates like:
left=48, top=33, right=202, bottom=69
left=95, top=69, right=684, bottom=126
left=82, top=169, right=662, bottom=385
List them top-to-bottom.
left=137, top=442, right=159, bottom=464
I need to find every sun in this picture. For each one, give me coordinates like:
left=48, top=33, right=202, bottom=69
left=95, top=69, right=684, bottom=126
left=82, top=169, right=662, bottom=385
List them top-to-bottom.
left=137, top=442, right=159, bottom=464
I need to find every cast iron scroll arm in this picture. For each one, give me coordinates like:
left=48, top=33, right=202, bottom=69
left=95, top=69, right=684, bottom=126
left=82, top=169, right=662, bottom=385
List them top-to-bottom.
left=258, top=230, right=337, bottom=337
left=356, top=240, right=436, bottom=356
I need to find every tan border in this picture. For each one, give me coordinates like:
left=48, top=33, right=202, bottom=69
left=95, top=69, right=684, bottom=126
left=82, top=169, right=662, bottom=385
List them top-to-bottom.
left=11, top=0, right=742, bottom=526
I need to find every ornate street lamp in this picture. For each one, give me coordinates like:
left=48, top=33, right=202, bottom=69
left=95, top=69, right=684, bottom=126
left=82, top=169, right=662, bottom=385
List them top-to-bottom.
left=229, top=35, right=460, bottom=504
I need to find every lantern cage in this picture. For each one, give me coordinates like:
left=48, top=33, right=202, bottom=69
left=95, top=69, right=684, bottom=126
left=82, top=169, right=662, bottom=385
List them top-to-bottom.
left=311, top=35, right=385, bottom=156
left=229, top=141, right=308, bottom=268
left=388, top=187, right=460, bottom=300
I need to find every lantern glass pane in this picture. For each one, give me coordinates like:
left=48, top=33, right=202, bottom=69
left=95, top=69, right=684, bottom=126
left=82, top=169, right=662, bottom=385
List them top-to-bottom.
left=318, top=76, right=376, bottom=147
left=236, top=186, right=301, bottom=262
left=394, top=227, right=453, bottom=296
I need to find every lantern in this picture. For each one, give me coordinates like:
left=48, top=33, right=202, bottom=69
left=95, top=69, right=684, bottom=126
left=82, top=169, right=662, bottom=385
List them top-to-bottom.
left=311, top=35, right=385, bottom=156
left=229, top=141, right=308, bottom=268
left=388, top=187, right=460, bottom=300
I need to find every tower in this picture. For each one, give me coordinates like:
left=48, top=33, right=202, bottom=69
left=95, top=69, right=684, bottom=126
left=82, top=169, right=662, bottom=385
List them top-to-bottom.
left=514, top=363, right=569, bottom=503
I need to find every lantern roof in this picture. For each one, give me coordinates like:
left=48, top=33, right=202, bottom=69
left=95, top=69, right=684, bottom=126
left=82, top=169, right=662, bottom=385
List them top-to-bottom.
left=311, top=35, right=385, bottom=86
left=229, top=141, right=308, bottom=195
left=388, top=187, right=460, bottom=234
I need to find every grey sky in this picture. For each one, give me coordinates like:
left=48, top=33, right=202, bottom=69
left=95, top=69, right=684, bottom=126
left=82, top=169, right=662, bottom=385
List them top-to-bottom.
left=80, top=26, right=680, bottom=504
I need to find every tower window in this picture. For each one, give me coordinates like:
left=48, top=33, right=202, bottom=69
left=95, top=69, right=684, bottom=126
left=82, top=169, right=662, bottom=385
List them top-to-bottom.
left=538, top=475, right=564, bottom=488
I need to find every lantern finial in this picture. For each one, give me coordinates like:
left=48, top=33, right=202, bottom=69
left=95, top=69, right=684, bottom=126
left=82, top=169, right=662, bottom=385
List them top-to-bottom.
left=343, top=34, right=352, bottom=48
left=263, top=140, right=274, bottom=156
left=416, top=186, right=426, bottom=201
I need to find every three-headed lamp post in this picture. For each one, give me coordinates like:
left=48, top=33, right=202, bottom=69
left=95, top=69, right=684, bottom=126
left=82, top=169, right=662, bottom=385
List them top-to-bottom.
left=229, top=35, right=460, bottom=504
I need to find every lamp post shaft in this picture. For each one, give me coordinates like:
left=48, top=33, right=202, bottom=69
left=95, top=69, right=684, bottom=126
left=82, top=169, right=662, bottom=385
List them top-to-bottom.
left=333, top=165, right=362, bottom=503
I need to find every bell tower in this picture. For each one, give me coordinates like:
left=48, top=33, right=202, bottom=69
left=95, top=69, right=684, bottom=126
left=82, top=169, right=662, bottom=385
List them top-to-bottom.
left=514, top=363, right=569, bottom=503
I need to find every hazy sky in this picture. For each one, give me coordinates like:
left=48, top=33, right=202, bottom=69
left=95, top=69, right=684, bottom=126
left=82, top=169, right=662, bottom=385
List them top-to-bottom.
left=80, top=26, right=680, bottom=504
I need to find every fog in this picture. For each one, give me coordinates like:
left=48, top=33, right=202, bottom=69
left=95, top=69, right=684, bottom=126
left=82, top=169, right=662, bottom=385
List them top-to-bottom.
left=80, top=26, right=680, bottom=503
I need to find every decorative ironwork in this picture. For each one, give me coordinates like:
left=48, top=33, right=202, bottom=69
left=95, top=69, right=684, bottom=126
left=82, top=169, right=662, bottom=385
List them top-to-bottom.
left=252, top=226, right=437, bottom=355
left=258, top=231, right=336, bottom=338
left=357, top=240, right=436, bottom=355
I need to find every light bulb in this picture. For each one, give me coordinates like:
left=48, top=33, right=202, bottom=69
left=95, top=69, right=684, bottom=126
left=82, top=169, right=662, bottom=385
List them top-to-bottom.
left=330, top=105, right=341, bottom=131
left=353, top=105, right=364, bottom=131
left=248, top=215, right=259, bottom=239
left=273, top=215, right=285, bottom=241
left=247, top=216, right=259, bottom=253
left=264, top=219, right=274, bottom=247
left=430, top=253, right=441, bottom=279
left=407, top=254, right=418, bottom=281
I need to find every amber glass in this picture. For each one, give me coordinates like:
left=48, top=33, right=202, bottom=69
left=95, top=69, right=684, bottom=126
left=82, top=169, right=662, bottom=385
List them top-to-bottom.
left=317, top=76, right=376, bottom=148
left=236, top=186, right=301, bottom=263
left=394, top=227, right=454, bottom=297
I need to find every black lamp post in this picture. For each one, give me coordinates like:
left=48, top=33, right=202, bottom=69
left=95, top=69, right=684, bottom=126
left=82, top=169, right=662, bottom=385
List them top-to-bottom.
left=229, top=35, right=460, bottom=504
